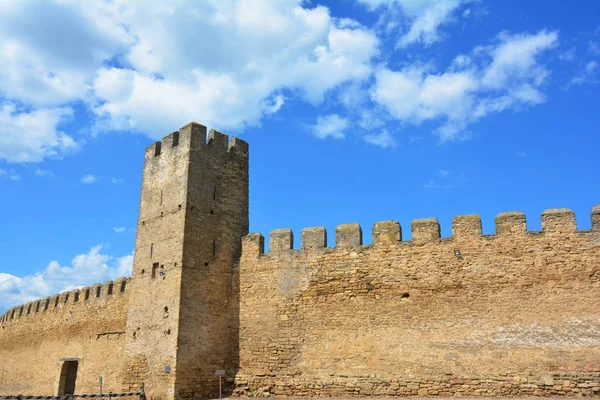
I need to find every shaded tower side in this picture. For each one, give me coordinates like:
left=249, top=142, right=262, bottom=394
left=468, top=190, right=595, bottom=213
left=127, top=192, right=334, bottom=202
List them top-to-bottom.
left=174, top=126, right=249, bottom=398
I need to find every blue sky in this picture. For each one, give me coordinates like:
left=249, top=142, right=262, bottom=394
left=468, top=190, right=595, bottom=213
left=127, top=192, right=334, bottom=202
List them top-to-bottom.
left=0, top=0, right=599, bottom=312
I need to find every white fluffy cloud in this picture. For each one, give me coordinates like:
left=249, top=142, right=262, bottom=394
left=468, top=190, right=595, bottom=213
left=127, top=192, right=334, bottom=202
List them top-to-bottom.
left=0, top=0, right=379, bottom=159
left=0, top=0, right=569, bottom=157
left=357, top=0, right=470, bottom=48
left=0, top=1, right=129, bottom=107
left=90, top=1, right=379, bottom=138
left=371, top=30, right=558, bottom=140
left=566, top=60, right=599, bottom=88
left=0, top=104, right=77, bottom=163
left=310, top=114, right=349, bottom=139
left=363, top=130, right=397, bottom=148
left=81, top=174, right=98, bottom=184
left=0, top=246, right=133, bottom=313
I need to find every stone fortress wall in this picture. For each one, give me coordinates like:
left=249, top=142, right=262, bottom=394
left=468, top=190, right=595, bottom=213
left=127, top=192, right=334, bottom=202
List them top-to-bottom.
left=0, top=121, right=599, bottom=399
left=236, top=207, right=600, bottom=397
left=0, top=278, right=131, bottom=395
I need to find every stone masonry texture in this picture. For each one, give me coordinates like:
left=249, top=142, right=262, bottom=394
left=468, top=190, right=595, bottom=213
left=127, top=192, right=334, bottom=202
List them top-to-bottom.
left=1, top=122, right=599, bottom=399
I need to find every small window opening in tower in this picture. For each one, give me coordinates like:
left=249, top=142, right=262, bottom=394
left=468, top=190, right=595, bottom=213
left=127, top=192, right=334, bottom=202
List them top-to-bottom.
left=172, top=131, right=180, bottom=147
left=212, top=239, right=216, bottom=256
left=152, top=262, right=159, bottom=279
left=120, top=280, right=127, bottom=293
left=108, top=283, right=114, bottom=296
left=96, top=286, right=101, bottom=298
left=84, top=289, right=89, bottom=301
left=74, top=292, right=79, bottom=303
left=64, top=294, right=69, bottom=304
left=55, top=297, right=59, bottom=308
left=44, top=298, right=50, bottom=311
left=35, top=301, right=40, bottom=313
left=27, top=304, right=31, bottom=315
left=19, top=306, right=23, bottom=316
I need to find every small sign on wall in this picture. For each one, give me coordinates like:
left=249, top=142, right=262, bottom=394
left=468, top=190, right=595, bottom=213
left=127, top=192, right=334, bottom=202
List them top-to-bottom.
left=215, top=369, right=225, bottom=376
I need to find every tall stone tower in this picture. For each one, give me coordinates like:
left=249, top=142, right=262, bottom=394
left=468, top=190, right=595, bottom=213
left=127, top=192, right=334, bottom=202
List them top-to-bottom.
left=123, top=122, right=249, bottom=400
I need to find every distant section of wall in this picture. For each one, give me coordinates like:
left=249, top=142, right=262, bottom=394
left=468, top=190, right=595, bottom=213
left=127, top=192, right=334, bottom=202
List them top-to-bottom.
left=236, top=207, right=600, bottom=397
left=0, top=278, right=131, bottom=395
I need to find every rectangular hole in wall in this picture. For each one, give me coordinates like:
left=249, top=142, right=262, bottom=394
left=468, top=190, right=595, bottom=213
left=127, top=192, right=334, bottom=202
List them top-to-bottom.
left=172, top=131, right=180, bottom=147
left=154, top=141, right=162, bottom=157
left=150, top=243, right=153, bottom=258
left=152, top=262, right=159, bottom=279
left=120, top=280, right=127, bottom=293
left=108, top=283, right=113, bottom=295
left=96, top=286, right=101, bottom=298
left=85, top=289, right=90, bottom=301
left=74, top=292, right=80, bottom=303
left=64, top=294, right=69, bottom=304
left=55, top=297, right=59, bottom=308
left=45, top=299, right=50, bottom=311
left=35, top=301, right=40, bottom=313
left=27, top=304, right=31, bottom=315
left=19, top=306, right=23, bottom=317
left=11, top=309, right=15, bottom=319
left=58, top=360, right=79, bottom=396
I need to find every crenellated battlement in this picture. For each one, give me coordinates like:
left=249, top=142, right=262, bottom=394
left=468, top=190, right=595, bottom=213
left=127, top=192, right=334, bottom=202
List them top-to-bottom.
left=1, top=121, right=598, bottom=399
left=144, top=122, right=248, bottom=162
left=238, top=204, right=600, bottom=396
left=242, top=205, right=600, bottom=257
left=0, top=277, right=131, bottom=327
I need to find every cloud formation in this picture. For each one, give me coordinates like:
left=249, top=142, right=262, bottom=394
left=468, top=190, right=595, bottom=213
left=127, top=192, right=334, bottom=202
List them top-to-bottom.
left=0, top=0, right=570, bottom=159
left=357, top=0, right=471, bottom=48
left=0, top=1, right=379, bottom=162
left=371, top=30, right=558, bottom=141
left=566, top=60, right=599, bottom=88
left=0, top=103, right=77, bottom=163
left=310, top=114, right=349, bottom=139
left=363, top=129, right=397, bottom=148
left=0, top=168, right=21, bottom=181
left=81, top=174, right=98, bottom=184
left=0, top=246, right=133, bottom=313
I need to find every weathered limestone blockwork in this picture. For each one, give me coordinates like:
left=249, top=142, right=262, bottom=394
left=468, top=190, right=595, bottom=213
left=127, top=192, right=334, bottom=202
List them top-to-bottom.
left=1, top=121, right=598, bottom=399
left=0, top=122, right=248, bottom=400
left=124, top=122, right=249, bottom=400
left=237, top=211, right=600, bottom=397
left=0, top=279, right=131, bottom=395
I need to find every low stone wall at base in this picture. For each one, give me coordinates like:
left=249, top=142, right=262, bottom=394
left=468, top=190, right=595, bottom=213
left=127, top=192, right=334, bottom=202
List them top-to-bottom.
left=234, top=373, right=600, bottom=397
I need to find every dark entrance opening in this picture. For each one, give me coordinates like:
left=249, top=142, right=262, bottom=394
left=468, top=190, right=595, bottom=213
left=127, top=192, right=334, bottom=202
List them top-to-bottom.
left=58, top=360, right=79, bottom=395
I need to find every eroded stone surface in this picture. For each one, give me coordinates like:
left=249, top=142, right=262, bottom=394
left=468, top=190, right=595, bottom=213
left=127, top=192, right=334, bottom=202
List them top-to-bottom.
left=0, top=122, right=598, bottom=399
